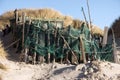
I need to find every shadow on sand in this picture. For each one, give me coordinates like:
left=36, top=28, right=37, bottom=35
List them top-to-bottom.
left=0, top=30, right=20, bottom=62
left=53, top=65, right=75, bottom=75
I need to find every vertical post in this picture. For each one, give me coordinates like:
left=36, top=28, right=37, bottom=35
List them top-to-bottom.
left=86, top=0, right=92, bottom=30
left=86, top=0, right=93, bottom=42
left=13, top=9, right=18, bottom=42
left=15, top=9, right=18, bottom=24
left=22, top=12, right=26, bottom=49
left=22, top=12, right=26, bottom=63
left=24, top=19, right=30, bottom=63
left=26, top=19, right=31, bottom=36
left=48, top=21, right=50, bottom=63
left=53, top=21, right=57, bottom=63
left=102, top=26, right=108, bottom=47
left=111, top=27, right=118, bottom=63
left=33, top=28, right=38, bottom=65
left=80, top=36, right=86, bottom=63
left=113, top=42, right=118, bottom=63
left=33, top=47, right=36, bottom=64
left=24, top=48, right=28, bottom=63
left=65, top=51, right=70, bottom=64
left=48, top=53, right=50, bottom=63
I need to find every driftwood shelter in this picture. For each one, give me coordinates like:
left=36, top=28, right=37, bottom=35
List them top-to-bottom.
left=8, top=9, right=114, bottom=64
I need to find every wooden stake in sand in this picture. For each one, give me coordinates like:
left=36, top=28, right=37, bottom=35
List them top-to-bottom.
left=13, top=9, right=18, bottom=45
left=14, top=9, right=18, bottom=24
left=22, top=12, right=26, bottom=49
left=48, top=21, right=50, bottom=64
left=52, top=21, right=57, bottom=64
left=102, top=27, right=108, bottom=47
left=111, top=27, right=119, bottom=63
left=33, top=29, right=38, bottom=65
left=79, top=36, right=86, bottom=63
left=113, top=42, right=118, bottom=63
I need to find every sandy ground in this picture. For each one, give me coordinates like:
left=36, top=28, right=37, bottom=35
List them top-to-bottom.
left=0, top=31, right=120, bottom=80
left=0, top=60, right=120, bottom=80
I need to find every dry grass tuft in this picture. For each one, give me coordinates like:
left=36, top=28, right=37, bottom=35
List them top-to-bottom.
left=0, top=8, right=73, bottom=28
left=72, top=19, right=84, bottom=28
left=0, top=20, right=10, bottom=29
left=91, top=25, right=103, bottom=35
left=0, top=41, right=7, bottom=71
left=0, top=42, right=7, bottom=59
left=0, top=63, right=7, bottom=71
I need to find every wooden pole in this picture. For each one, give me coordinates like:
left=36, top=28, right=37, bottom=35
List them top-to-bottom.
left=86, top=0, right=92, bottom=29
left=81, top=7, right=89, bottom=28
left=81, top=7, right=92, bottom=41
left=13, top=9, right=18, bottom=43
left=21, top=12, right=26, bottom=63
left=22, top=12, right=26, bottom=49
left=26, top=20, right=30, bottom=36
left=53, top=21, right=57, bottom=63
left=48, top=22, right=50, bottom=63
left=102, top=26, right=109, bottom=47
left=111, top=27, right=118, bottom=63
left=33, top=29, right=38, bottom=64
left=39, top=31, right=44, bottom=64
left=79, top=36, right=86, bottom=63
left=60, top=42, right=64, bottom=64
left=113, top=42, right=118, bottom=63
left=63, top=43, right=70, bottom=64
left=24, top=48, right=28, bottom=63
left=33, top=48, right=37, bottom=64
left=65, top=51, right=70, bottom=64
left=48, top=53, right=50, bottom=63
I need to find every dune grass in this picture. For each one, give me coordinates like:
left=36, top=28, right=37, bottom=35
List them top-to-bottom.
left=0, top=8, right=103, bottom=35
left=0, top=8, right=73, bottom=28
left=0, top=42, right=7, bottom=71
left=0, top=42, right=7, bottom=59
left=0, top=63, right=7, bottom=71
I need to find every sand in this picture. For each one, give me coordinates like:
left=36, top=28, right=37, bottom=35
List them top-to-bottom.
left=0, top=60, right=120, bottom=80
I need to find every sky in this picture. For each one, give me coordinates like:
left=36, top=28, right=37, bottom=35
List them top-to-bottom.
left=0, top=0, right=120, bottom=29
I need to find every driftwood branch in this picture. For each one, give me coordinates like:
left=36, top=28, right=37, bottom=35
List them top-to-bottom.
left=60, top=34, right=78, bottom=63
left=5, top=39, right=20, bottom=50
